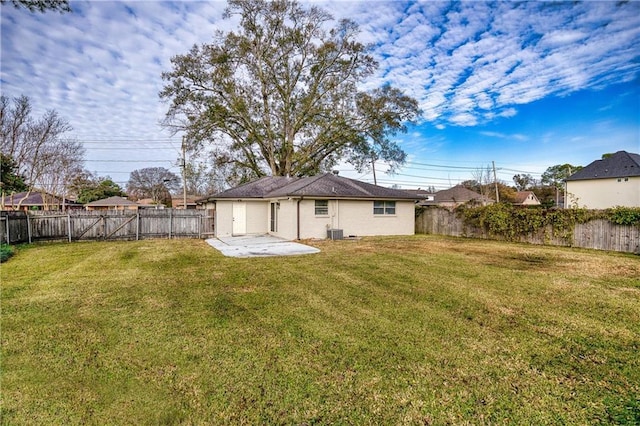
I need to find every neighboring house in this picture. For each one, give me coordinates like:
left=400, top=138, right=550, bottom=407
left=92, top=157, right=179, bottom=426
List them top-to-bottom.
left=565, top=150, right=640, bottom=209
left=199, top=173, right=418, bottom=240
left=418, top=185, right=492, bottom=209
left=0, top=191, right=80, bottom=211
left=513, top=191, right=541, bottom=206
left=85, top=196, right=140, bottom=211
left=171, top=196, right=199, bottom=209
left=136, top=198, right=166, bottom=209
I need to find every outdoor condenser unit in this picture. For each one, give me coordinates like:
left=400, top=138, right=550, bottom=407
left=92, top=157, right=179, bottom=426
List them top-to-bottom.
left=327, top=229, right=344, bottom=240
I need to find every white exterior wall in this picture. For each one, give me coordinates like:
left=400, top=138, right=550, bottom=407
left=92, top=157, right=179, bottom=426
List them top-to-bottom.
left=566, top=177, right=640, bottom=209
left=520, top=194, right=540, bottom=206
left=269, top=198, right=299, bottom=240
left=288, top=199, right=414, bottom=239
left=214, top=200, right=269, bottom=237
left=246, top=201, right=269, bottom=234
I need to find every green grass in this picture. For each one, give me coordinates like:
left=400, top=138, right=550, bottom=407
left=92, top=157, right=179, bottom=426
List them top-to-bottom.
left=1, top=236, right=639, bottom=424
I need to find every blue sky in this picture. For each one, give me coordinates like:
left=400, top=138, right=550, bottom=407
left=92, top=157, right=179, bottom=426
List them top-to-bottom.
left=1, top=0, right=639, bottom=190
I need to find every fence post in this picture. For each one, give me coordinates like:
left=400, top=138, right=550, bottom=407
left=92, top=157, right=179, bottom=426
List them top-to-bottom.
left=169, top=209, right=173, bottom=239
left=136, top=211, right=140, bottom=241
left=27, top=213, right=32, bottom=243
left=67, top=213, right=72, bottom=242
left=5, top=214, right=10, bottom=244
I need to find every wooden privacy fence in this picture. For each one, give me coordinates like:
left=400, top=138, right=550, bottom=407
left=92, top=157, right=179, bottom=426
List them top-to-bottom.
left=415, top=207, right=640, bottom=253
left=0, top=209, right=215, bottom=244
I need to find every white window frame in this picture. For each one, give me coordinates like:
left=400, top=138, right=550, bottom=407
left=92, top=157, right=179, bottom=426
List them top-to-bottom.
left=315, top=200, right=329, bottom=216
left=373, top=200, right=396, bottom=215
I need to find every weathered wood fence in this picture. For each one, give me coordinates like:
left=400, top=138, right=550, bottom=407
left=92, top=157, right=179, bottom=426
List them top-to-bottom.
left=415, top=207, right=640, bottom=253
left=0, top=210, right=215, bottom=244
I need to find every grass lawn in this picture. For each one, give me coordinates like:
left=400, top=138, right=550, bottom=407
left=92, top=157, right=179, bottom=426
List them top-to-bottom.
left=1, top=235, right=639, bottom=424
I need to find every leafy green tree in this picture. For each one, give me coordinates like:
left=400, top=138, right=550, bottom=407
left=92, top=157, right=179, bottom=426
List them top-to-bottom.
left=0, top=0, right=71, bottom=13
left=160, top=0, right=420, bottom=179
left=0, top=153, right=27, bottom=193
left=541, top=164, right=582, bottom=189
left=69, top=172, right=125, bottom=204
left=512, top=173, right=536, bottom=191
left=496, top=182, right=517, bottom=203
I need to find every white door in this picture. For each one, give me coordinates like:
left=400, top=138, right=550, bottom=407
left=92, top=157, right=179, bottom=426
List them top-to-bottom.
left=232, top=202, right=247, bottom=235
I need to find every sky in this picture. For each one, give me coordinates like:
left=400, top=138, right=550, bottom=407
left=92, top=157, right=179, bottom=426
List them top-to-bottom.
left=1, top=0, right=639, bottom=191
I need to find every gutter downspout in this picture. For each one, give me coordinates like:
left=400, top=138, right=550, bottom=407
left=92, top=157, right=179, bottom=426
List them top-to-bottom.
left=296, top=197, right=303, bottom=240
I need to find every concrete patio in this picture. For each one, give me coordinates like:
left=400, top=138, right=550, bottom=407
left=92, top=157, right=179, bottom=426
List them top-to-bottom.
left=206, top=234, right=320, bottom=258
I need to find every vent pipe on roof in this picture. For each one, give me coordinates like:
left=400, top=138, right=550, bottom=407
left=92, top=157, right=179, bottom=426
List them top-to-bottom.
left=332, top=170, right=339, bottom=175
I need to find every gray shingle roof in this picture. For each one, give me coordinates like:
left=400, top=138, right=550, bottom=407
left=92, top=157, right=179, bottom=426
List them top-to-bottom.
left=566, top=151, right=640, bottom=181
left=209, top=174, right=418, bottom=200
left=211, top=176, right=298, bottom=199
left=434, top=185, right=488, bottom=203
left=1, top=191, right=77, bottom=206
left=85, top=196, right=139, bottom=206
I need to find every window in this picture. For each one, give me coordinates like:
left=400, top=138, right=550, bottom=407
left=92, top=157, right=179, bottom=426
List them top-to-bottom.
left=315, top=200, right=328, bottom=215
left=373, top=201, right=396, bottom=215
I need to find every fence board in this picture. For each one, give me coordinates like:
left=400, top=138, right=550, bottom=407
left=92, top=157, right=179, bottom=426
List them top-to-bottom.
left=415, top=207, right=640, bottom=253
left=1, top=209, right=214, bottom=244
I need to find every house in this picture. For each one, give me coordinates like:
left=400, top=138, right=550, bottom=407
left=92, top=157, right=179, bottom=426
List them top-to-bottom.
left=565, top=151, right=640, bottom=209
left=199, top=173, right=418, bottom=240
left=418, top=185, right=493, bottom=209
left=1, top=191, right=80, bottom=211
left=513, top=191, right=541, bottom=206
left=85, top=196, right=140, bottom=211
left=171, top=196, right=199, bottom=209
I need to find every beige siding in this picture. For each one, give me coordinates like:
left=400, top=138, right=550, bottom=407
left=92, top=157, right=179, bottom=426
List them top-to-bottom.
left=566, top=177, right=640, bottom=209
left=218, top=198, right=415, bottom=239
left=293, top=199, right=414, bottom=239
left=215, top=200, right=269, bottom=237
left=245, top=201, right=269, bottom=234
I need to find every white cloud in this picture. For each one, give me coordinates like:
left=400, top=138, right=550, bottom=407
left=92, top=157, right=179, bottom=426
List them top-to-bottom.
left=1, top=0, right=638, bottom=181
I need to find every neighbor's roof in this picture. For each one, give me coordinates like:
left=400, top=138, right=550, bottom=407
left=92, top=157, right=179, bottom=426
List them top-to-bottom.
left=566, top=151, right=640, bottom=181
left=207, top=174, right=418, bottom=200
left=433, top=185, right=489, bottom=203
left=402, top=189, right=435, bottom=199
left=1, top=191, right=74, bottom=206
left=513, top=191, right=540, bottom=204
left=85, top=196, right=139, bottom=206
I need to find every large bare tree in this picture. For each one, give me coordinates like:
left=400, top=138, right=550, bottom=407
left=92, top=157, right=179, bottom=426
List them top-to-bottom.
left=160, top=0, right=420, bottom=180
left=0, top=95, right=84, bottom=207
left=126, top=167, right=180, bottom=206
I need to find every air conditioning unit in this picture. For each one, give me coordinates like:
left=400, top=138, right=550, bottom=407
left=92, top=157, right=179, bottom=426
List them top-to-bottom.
left=327, top=229, right=344, bottom=240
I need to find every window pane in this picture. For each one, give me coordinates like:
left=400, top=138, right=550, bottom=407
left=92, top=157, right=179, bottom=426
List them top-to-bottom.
left=315, top=200, right=328, bottom=215
left=375, top=201, right=396, bottom=215
left=385, top=202, right=396, bottom=215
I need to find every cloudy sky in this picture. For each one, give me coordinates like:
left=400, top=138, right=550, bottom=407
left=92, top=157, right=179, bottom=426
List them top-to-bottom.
left=2, top=0, right=639, bottom=190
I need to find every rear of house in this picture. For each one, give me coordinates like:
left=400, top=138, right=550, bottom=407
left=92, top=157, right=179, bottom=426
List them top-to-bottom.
left=203, top=174, right=417, bottom=240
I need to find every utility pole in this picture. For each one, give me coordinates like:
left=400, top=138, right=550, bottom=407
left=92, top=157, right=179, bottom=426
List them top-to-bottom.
left=181, top=136, right=187, bottom=210
left=372, top=156, right=377, bottom=185
left=492, top=161, right=499, bottom=203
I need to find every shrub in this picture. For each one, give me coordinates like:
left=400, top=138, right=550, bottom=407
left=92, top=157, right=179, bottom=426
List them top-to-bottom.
left=456, top=204, right=640, bottom=243
left=607, top=206, right=640, bottom=226
left=0, top=244, right=14, bottom=262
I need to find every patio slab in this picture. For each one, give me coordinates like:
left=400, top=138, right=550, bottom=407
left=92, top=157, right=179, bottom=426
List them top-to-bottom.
left=206, top=234, right=320, bottom=258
